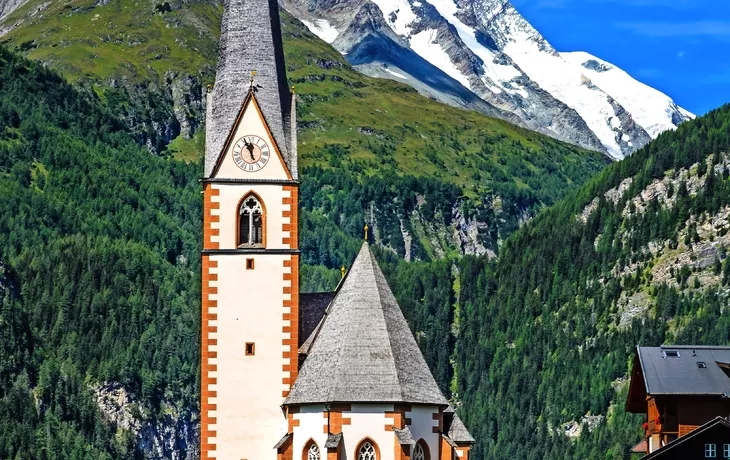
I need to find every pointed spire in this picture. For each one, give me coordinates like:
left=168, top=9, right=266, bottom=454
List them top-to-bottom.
left=205, top=0, right=294, bottom=178
left=285, top=243, right=448, bottom=406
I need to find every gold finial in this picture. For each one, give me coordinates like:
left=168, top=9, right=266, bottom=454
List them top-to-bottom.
left=249, top=70, right=257, bottom=89
left=291, top=85, right=296, bottom=94
left=364, top=224, right=369, bottom=241
left=340, top=265, right=346, bottom=279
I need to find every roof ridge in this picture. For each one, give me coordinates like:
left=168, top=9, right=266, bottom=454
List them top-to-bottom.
left=659, top=345, right=730, bottom=350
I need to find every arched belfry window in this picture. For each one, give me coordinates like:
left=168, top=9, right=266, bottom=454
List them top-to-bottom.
left=238, top=193, right=264, bottom=248
left=356, top=439, right=379, bottom=460
left=413, top=439, right=430, bottom=460
left=303, top=440, right=320, bottom=460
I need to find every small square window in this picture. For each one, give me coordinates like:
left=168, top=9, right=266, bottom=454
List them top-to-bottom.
left=246, top=258, right=255, bottom=270
left=245, top=342, right=255, bottom=356
left=663, top=350, right=680, bottom=358
left=698, top=362, right=707, bottom=368
left=706, top=443, right=716, bottom=458
left=723, top=444, right=730, bottom=458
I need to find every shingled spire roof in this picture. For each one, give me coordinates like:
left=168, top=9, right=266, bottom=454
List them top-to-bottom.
left=205, top=0, right=296, bottom=178
left=285, top=243, right=449, bottom=406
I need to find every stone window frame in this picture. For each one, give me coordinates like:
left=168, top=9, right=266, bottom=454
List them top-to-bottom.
left=237, top=192, right=266, bottom=248
left=355, top=438, right=379, bottom=460
left=303, top=439, right=320, bottom=460
left=413, top=439, right=430, bottom=460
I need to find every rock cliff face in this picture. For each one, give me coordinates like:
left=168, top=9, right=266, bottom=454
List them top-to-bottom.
left=0, top=0, right=30, bottom=21
left=282, top=0, right=693, bottom=159
left=93, top=383, right=200, bottom=459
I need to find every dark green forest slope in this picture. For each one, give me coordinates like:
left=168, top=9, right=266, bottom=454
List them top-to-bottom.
left=0, top=47, right=201, bottom=458
left=452, top=106, right=730, bottom=459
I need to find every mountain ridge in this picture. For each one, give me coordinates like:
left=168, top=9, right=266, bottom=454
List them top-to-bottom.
left=284, top=0, right=694, bottom=159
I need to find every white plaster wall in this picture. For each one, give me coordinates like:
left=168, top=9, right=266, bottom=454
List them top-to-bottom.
left=215, top=99, right=292, bottom=180
left=212, top=183, right=291, bottom=250
left=208, top=254, right=291, bottom=460
left=342, top=405, right=395, bottom=460
left=407, top=405, right=441, bottom=459
left=292, top=406, right=328, bottom=459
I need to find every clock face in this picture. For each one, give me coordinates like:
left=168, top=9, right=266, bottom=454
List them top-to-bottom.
left=232, top=135, right=270, bottom=172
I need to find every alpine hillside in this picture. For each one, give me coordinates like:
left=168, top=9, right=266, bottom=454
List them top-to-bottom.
left=0, top=0, right=608, bottom=261
left=282, top=0, right=694, bottom=159
left=451, top=104, right=730, bottom=459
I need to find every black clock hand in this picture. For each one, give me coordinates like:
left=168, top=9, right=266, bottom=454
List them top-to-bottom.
left=244, top=139, right=256, bottom=161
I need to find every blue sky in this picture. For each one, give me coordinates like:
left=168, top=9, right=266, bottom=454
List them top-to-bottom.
left=510, top=0, right=730, bottom=115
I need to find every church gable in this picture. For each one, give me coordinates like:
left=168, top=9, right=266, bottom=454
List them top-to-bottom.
left=210, top=92, right=292, bottom=180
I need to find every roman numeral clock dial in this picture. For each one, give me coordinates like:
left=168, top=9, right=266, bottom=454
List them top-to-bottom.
left=232, top=135, right=271, bottom=172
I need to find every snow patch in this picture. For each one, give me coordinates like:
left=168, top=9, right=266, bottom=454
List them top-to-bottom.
left=370, top=0, right=418, bottom=36
left=425, top=0, right=522, bottom=95
left=301, top=18, right=340, bottom=44
left=410, top=29, right=472, bottom=89
left=503, top=36, right=625, bottom=158
left=562, top=51, right=695, bottom=139
left=384, top=68, right=408, bottom=79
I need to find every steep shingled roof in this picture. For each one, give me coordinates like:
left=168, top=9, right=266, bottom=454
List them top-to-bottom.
left=205, top=0, right=296, bottom=178
left=285, top=243, right=449, bottom=406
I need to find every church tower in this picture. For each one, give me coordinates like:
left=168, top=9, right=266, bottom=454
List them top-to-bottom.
left=201, top=0, right=298, bottom=458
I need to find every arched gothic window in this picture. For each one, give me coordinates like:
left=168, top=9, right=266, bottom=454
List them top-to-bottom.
left=238, top=194, right=264, bottom=247
left=356, top=439, right=378, bottom=460
left=413, top=439, right=430, bottom=460
left=303, top=440, right=320, bottom=460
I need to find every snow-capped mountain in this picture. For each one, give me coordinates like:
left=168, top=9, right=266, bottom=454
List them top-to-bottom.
left=282, top=0, right=693, bottom=159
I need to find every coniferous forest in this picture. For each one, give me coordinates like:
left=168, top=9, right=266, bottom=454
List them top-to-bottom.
left=1, top=36, right=730, bottom=460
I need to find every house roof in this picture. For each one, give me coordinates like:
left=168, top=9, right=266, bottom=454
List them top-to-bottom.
left=206, top=0, right=295, bottom=178
left=284, top=243, right=449, bottom=406
left=636, top=346, right=730, bottom=396
left=444, top=411, right=475, bottom=445
left=640, top=416, right=730, bottom=459
left=394, top=427, right=416, bottom=447
left=273, top=432, right=291, bottom=450
left=325, top=433, right=342, bottom=449
left=630, top=439, right=648, bottom=454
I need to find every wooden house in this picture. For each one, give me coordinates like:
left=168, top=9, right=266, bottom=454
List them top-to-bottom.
left=627, top=346, right=730, bottom=455
left=639, top=417, right=730, bottom=459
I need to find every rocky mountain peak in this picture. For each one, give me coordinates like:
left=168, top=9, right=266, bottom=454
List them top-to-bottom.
left=283, top=0, right=693, bottom=159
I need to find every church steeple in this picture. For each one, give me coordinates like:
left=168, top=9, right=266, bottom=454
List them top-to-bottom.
left=205, top=0, right=296, bottom=178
